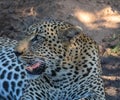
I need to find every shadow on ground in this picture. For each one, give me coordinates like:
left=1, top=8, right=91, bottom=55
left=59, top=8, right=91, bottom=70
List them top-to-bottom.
left=101, top=56, right=120, bottom=100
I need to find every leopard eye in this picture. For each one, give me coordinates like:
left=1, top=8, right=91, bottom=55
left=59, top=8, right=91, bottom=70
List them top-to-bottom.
left=26, top=26, right=38, bottom=35
left=31, top=35, right=45, bottom=43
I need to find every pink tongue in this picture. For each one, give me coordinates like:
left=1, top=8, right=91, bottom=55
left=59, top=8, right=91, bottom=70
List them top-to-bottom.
left=26, top=62, right=41, bottom=72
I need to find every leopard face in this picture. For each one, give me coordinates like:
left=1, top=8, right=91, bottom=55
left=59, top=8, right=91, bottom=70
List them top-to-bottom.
left=16, top=19, right=105, bottom=99
left=16, top=19, right=100, bottom=77
left=16, top=20, right=80, bottom=75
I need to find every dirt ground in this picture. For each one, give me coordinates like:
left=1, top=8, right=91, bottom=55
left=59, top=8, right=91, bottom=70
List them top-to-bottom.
left=0, top=0, right=120, bottom=100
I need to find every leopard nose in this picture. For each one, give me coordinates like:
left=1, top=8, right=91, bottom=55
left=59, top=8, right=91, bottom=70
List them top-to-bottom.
left=14, top=51, right=23, bottom=56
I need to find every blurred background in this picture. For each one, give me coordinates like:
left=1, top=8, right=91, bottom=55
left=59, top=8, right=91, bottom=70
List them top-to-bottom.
left=0, top=0, right=120, bottom=99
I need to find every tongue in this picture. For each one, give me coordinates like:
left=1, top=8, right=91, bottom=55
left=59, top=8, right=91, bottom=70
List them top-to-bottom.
left=26, top=62, right=41, bottom=72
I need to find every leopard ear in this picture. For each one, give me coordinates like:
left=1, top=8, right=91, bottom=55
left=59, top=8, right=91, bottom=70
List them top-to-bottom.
left=59, top=26, right=83, bottom=42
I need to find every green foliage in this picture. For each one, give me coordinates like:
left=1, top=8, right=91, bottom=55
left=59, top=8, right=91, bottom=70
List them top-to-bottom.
left=111, top=43, right=120, bottom=54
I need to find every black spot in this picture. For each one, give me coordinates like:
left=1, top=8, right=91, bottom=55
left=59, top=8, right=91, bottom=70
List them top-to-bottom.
left=43, top=25, right=47, bottom=27
left=51, top=25, right=53, bottom=27
left=53, top=26, right=57, bottom=29
left=35, top=28, right=39, bottom=33
left=51, top=28, right=54, bottom=32
left=47, top=32, right=49, bottom=34
left=48, top=36, right=51, bottom=38
left=52, top=38, right=55, bottom=41
left=48, top=40, right=52, bottom=43
left=56, top=41, right=59, bottom=43
left=48, top=43, right=51, bottom=46
left=53, top=44, right=57, bottom=46
left=58, top=45, right=62, bottom=48
left=83, top=49, right=87, bottom=52
left=92, top=50, right=96, bottom=55
left=86, top=52, right=91, bottom=57
left=0, top=53, right=5, bottom=56
left=8, top=54, right=14, bottom=58
left=58, top=55, right=62, bottom=59
left=0, top=56, right=6, bottom=60
left=74, top=56, right=78, bottom=59
left=82, top=57, right=85, bottom=59
left=92, top=57, right=96, bottom=61
left=11, top=59, right=16, bottom=62
left=18, top=59, right=22, bottom=64
left=82, top=60, right=88, bottom=64
left=2, top=61, right=9, bottom=66
left=73, top=61, right=77, bottom=63
left=89, top=62, right=94, bottom=66
left=11, top=64, right=16, bottom=66
left=83, top=64, right=88, bottom=68
left=21, top=65, right=24, bottom=70
left=70, top=65, right=74, bottom=69
left=8, top=66, right=12, bottom=70
left=15, top=66, right=20, bottom=72
left=75, top=66, right=78, bottom=70
left=55, top=67, right=61, bottom=72
left=62, top=67, right=68, bottom=69
left=87, top=67, right=92, bottom=72
left=82, top=68, right=92, bottom=77
left=82, top=69, right=85, bottom=72
left=1, top=70, right=6, bottom=79
left=51, top=70, right=56, bottom=76
left=74, top=71, right=79, bottom=74
left=7, top=72, right=12, bottom=80
left=21, top=72, right=26, bottom=79
left=14, top=73, right=19, bottom=80
left=67, top=73, right=72, bottom=75
left=83, top=73, right=89, bottom=77
left=43, top=75, right=53, bottom=86
left=74, top=77, right=79, bottom=82
left=3, top=81, right=9, bottom=92
left=11, top=81, right=15, bottom=91
left=17, top=81, right=23, bottom=87
left=31, top=82, right=35, bottom=86
left=63, top=83, right=69, bottom=88
left=36, top=85, right=40, bottom=90
left=33, top=87, right=37, bottom=91
left=29, top=88, right=33, bottom=91
left=16, top=89, right=20, bottom=96
left=10, top=91, right=13, bottom=97
left=29, top=91, right=34, bottom=95
left=78, top=91, right=86, bottom=97
left=101, top=91, right=104, bottom=95
left=36, top=92, right=42, bottom=98
left=41, top=92, right=46, bottom=97
left=7, top=95, right=11, bottom=100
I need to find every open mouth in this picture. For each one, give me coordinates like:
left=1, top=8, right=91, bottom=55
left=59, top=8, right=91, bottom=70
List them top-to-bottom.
left=14, top=51, right=46, bottom=75
left=26, top=59, right=46, bottom=75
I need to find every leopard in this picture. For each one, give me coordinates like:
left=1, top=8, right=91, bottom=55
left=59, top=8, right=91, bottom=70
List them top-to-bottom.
left=15, top=19, right=105, bottom=100
left=0, top=37, right=42, bottom=100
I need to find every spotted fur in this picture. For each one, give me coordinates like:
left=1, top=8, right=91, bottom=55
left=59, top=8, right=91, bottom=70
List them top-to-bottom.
left=16, top=19, right=105, bottom=100
left=0, top=37, right=38, bottom=100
